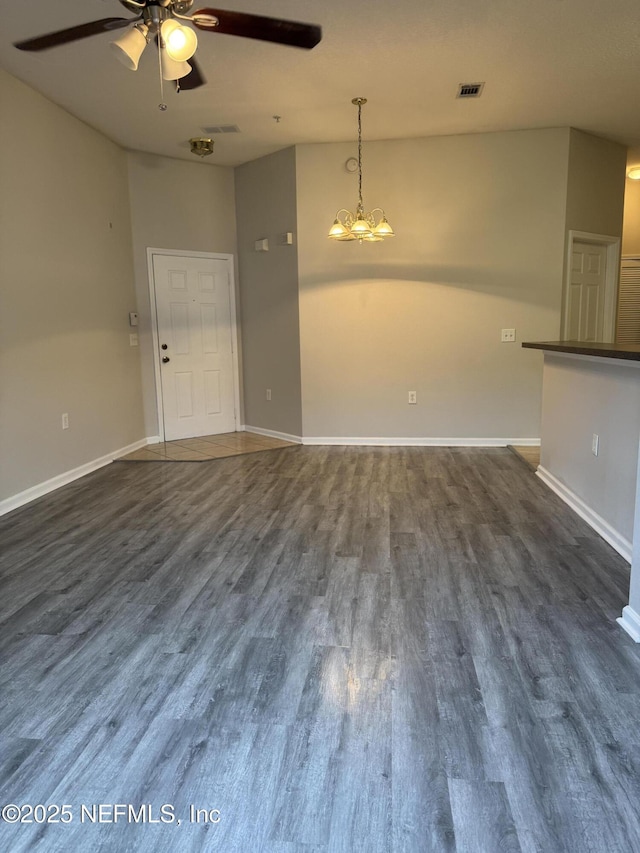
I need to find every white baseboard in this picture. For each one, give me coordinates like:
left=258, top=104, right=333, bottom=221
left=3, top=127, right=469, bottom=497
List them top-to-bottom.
left=242, top=425, right=302, bottom=444
left=301, top=436, right=540, bottom=447
left=0, top=437, right=152, bottom=517
left=536, top=466, right=632, bottom=562
left=617, top=606, right=640, bottom=642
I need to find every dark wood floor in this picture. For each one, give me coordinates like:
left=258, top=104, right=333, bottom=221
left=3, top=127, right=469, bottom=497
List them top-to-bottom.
left=1, top=446, right=640, bottom=852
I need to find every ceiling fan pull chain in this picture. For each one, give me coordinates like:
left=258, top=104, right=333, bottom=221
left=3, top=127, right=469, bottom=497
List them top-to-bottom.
left=157, top=33, right=167, bottom=111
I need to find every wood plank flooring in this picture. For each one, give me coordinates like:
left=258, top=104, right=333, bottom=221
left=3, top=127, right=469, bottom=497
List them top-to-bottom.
left=1, top=446, right=639, bottom=852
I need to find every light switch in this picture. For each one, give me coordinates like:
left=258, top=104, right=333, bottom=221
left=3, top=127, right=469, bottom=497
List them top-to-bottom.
left=129, top=312, right=139, bottom=327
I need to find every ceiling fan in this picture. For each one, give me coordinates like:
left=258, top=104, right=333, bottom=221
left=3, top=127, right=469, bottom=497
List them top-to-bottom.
left=13, top=0, right=322, bottom=93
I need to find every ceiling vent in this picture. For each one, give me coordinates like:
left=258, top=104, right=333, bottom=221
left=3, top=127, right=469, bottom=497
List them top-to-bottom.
left=456, top=82, right=485, bottom=99
left=202, top=125, right=241, bottom=134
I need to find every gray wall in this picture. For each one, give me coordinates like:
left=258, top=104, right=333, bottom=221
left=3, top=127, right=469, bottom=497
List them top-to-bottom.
left=2, top=67, right=629, bottom=510
left=0, top=69, right=145, bottom=503
left=295, top=129, right=571, bottom=439
left=565, top=129, right=626, bottom=236
left=234, top=147, right=302, bottom=436
left=622, top=147, right=640, bottom=256
left=127, top=153, right=238, bottom=437
left=539, top=353, right=640, bottom=547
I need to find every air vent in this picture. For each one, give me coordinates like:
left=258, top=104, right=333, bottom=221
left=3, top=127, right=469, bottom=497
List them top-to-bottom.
left=456, top=82, right=485, bottom=99
left=202, top=125, right=241, bottom=134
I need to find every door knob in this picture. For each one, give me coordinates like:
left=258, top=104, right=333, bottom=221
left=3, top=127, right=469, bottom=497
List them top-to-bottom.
left=162, top=356, right=170, bottom=363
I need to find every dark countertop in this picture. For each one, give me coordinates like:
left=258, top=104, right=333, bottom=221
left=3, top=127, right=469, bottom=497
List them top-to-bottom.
left=521, top=341, right=640, bottom=361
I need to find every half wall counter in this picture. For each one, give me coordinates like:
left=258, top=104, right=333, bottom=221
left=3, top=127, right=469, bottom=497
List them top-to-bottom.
left=522, top=340, right=640, bottom=642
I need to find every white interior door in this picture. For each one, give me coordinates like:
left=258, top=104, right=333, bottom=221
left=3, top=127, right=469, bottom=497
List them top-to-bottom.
left=564, top=241, right=608, bottom=341
left=152, top=253, right=237, bottom=441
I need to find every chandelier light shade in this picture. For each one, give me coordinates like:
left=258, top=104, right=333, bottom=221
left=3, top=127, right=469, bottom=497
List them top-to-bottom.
left=328, top=98, right=395, bottom=243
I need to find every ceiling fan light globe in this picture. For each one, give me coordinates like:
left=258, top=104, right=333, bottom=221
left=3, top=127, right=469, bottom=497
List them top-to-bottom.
left=162, top=20, right=198, bottom=62
left=110, top=24, right=148, bottom=72
left=161, top=50, right=192, bottom=81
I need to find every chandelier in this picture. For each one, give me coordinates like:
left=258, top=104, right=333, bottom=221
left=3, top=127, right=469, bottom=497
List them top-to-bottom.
left=328, top=98, right=395, bottom=243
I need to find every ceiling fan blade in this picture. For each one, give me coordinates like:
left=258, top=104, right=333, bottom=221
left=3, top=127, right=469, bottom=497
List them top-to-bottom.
left=191, top=8, right=322, bottom=50
left=14, top=18, right=138, bottom=52
left=178, top=56, right=206, bottom=91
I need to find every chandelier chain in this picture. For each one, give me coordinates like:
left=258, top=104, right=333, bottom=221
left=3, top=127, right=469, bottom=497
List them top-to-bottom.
left=357, top=100, right=363, bottom=211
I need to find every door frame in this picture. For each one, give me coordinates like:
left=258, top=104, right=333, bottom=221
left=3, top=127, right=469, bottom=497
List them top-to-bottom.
left=562, top=230, right=620, bottom=342
left=147, top=247, right=241, bottom=442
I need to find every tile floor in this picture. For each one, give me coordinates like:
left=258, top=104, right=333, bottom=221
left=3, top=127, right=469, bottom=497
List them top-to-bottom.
left=117, top=431, right=297, bottom=462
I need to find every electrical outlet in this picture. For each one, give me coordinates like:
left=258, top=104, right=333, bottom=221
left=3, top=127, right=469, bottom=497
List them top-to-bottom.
left=501, top=328, right=516, bottom=342
left=129, top=333, right=139, bottom=347
left=266, top=389, right=272, bottom=401
left=408, top=391, right=417, bottom=404
left=62, top=413, right=69, bottom=430
left=592, top=433, right=599, bottom=456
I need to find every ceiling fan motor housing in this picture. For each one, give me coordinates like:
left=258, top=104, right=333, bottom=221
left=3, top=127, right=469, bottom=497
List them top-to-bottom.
left=118, top=0, right=194, bottom=14
left=172, top=1, right=195, bottom=13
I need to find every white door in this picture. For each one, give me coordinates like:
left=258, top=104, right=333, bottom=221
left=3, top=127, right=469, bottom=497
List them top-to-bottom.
left=564, top=242, right=608, bottom=341
left=152, top=253, right=237, bottom=440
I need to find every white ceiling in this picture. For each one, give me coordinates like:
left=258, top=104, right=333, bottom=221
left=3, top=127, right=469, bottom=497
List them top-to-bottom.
left=2, top=0, right=640, bottom=167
